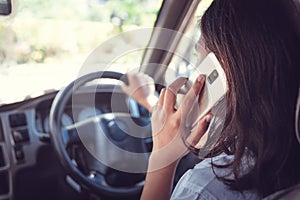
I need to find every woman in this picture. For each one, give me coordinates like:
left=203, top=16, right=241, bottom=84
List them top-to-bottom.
left=122, top=0, right=300, bottom=199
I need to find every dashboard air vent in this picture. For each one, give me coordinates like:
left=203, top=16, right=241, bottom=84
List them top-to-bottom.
left=9, top=113, right=27, bottom=128
left=0, top=118, right=3, bottom=141
left=0, top=146, right=5, bottom=168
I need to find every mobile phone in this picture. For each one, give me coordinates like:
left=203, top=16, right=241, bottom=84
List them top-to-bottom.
left=179, top=52, right=228, bottom=128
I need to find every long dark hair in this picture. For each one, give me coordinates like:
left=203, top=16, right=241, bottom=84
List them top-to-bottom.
left=201, top=0, right=300, bottom=197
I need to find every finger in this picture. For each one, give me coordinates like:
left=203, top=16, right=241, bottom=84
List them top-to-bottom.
left=126, top=71, right=136, bottom=83
left=122, top=72, right=136, bottom=92
left=127, top=72, right=143, bottom=85
left=180, top=74, right=205, bottom=112
left=164, top=77, right=188, bottom=112
left=168, top=77, right=188, bottom=93
left=120, top=82, right=128, bottom=91
left=157, top=88, right=166, bottom=107
left=164, top=88, right=177, bottom=112
left=164, top=88, right=176, bottom=112
left=188, top=114, right=213, bottom=147
left=196, top=114, right=213, bottom=138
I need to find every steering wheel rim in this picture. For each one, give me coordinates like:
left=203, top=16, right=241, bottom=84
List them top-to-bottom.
left=49, top=71, right=148, bottom=197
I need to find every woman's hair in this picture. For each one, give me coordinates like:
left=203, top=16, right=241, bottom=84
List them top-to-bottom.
left=201, top=0, right=300, bottom=197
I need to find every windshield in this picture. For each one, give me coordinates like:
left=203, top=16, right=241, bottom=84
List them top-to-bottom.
left=0, top=0, right=162, bottom=105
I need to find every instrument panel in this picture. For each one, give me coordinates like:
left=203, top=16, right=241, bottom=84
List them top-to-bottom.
left=34, top=91, right=142, bottom=135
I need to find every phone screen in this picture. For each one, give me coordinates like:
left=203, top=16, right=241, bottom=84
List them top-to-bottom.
left=177, top=52, right=227, bottom=127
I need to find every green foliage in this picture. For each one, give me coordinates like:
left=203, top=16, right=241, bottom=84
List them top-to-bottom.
left=0, top=0, right=162, bottom=66
left=16, top=0, right=160, bottom=23
left=17, top=0, right=84, bottom=19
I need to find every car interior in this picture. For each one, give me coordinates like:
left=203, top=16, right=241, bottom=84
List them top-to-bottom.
left=0, top=0, right=299, bottom=200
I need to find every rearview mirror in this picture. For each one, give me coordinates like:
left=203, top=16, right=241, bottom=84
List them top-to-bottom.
left=0, top=0, right=11, bottom=15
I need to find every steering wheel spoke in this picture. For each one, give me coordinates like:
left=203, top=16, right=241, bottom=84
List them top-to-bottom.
left=63, top=126, right=80, bottom=148
left=88, top=171, right=107, bottom=186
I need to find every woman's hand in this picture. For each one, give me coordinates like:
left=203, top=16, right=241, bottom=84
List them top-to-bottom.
left=121, top=72, right=158, bottom=112
left=141, top=74, right=213, bottom=200
left=149, top=74, right=212, bottom=171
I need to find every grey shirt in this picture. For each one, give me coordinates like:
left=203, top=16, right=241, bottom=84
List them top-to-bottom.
left=171, top=154, right=260, bottom=200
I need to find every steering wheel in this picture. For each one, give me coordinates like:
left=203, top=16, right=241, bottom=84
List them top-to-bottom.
left=49, top=71, right=152, bottom=198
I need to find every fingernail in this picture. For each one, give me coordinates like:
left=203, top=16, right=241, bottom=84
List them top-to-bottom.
left=197, top=75, right=205, bottom=83
left=206, top=114, right=213, bottom=123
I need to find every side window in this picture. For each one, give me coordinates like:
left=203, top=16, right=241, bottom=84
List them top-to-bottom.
left=165, top=0, right=213, bottom=85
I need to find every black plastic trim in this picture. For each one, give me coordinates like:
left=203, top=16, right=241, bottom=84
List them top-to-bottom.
left=0, top=118, right=4, bottom=142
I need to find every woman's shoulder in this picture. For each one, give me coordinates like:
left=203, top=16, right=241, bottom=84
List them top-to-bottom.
left=171, top=154, right=260, bottom=200
left=194, top=154, right=234, bottom=169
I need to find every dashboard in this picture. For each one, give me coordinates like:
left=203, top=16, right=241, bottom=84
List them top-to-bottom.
left=0, top=84, right=150, bottom=200
left=34, top=90, right=144, bottom=135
